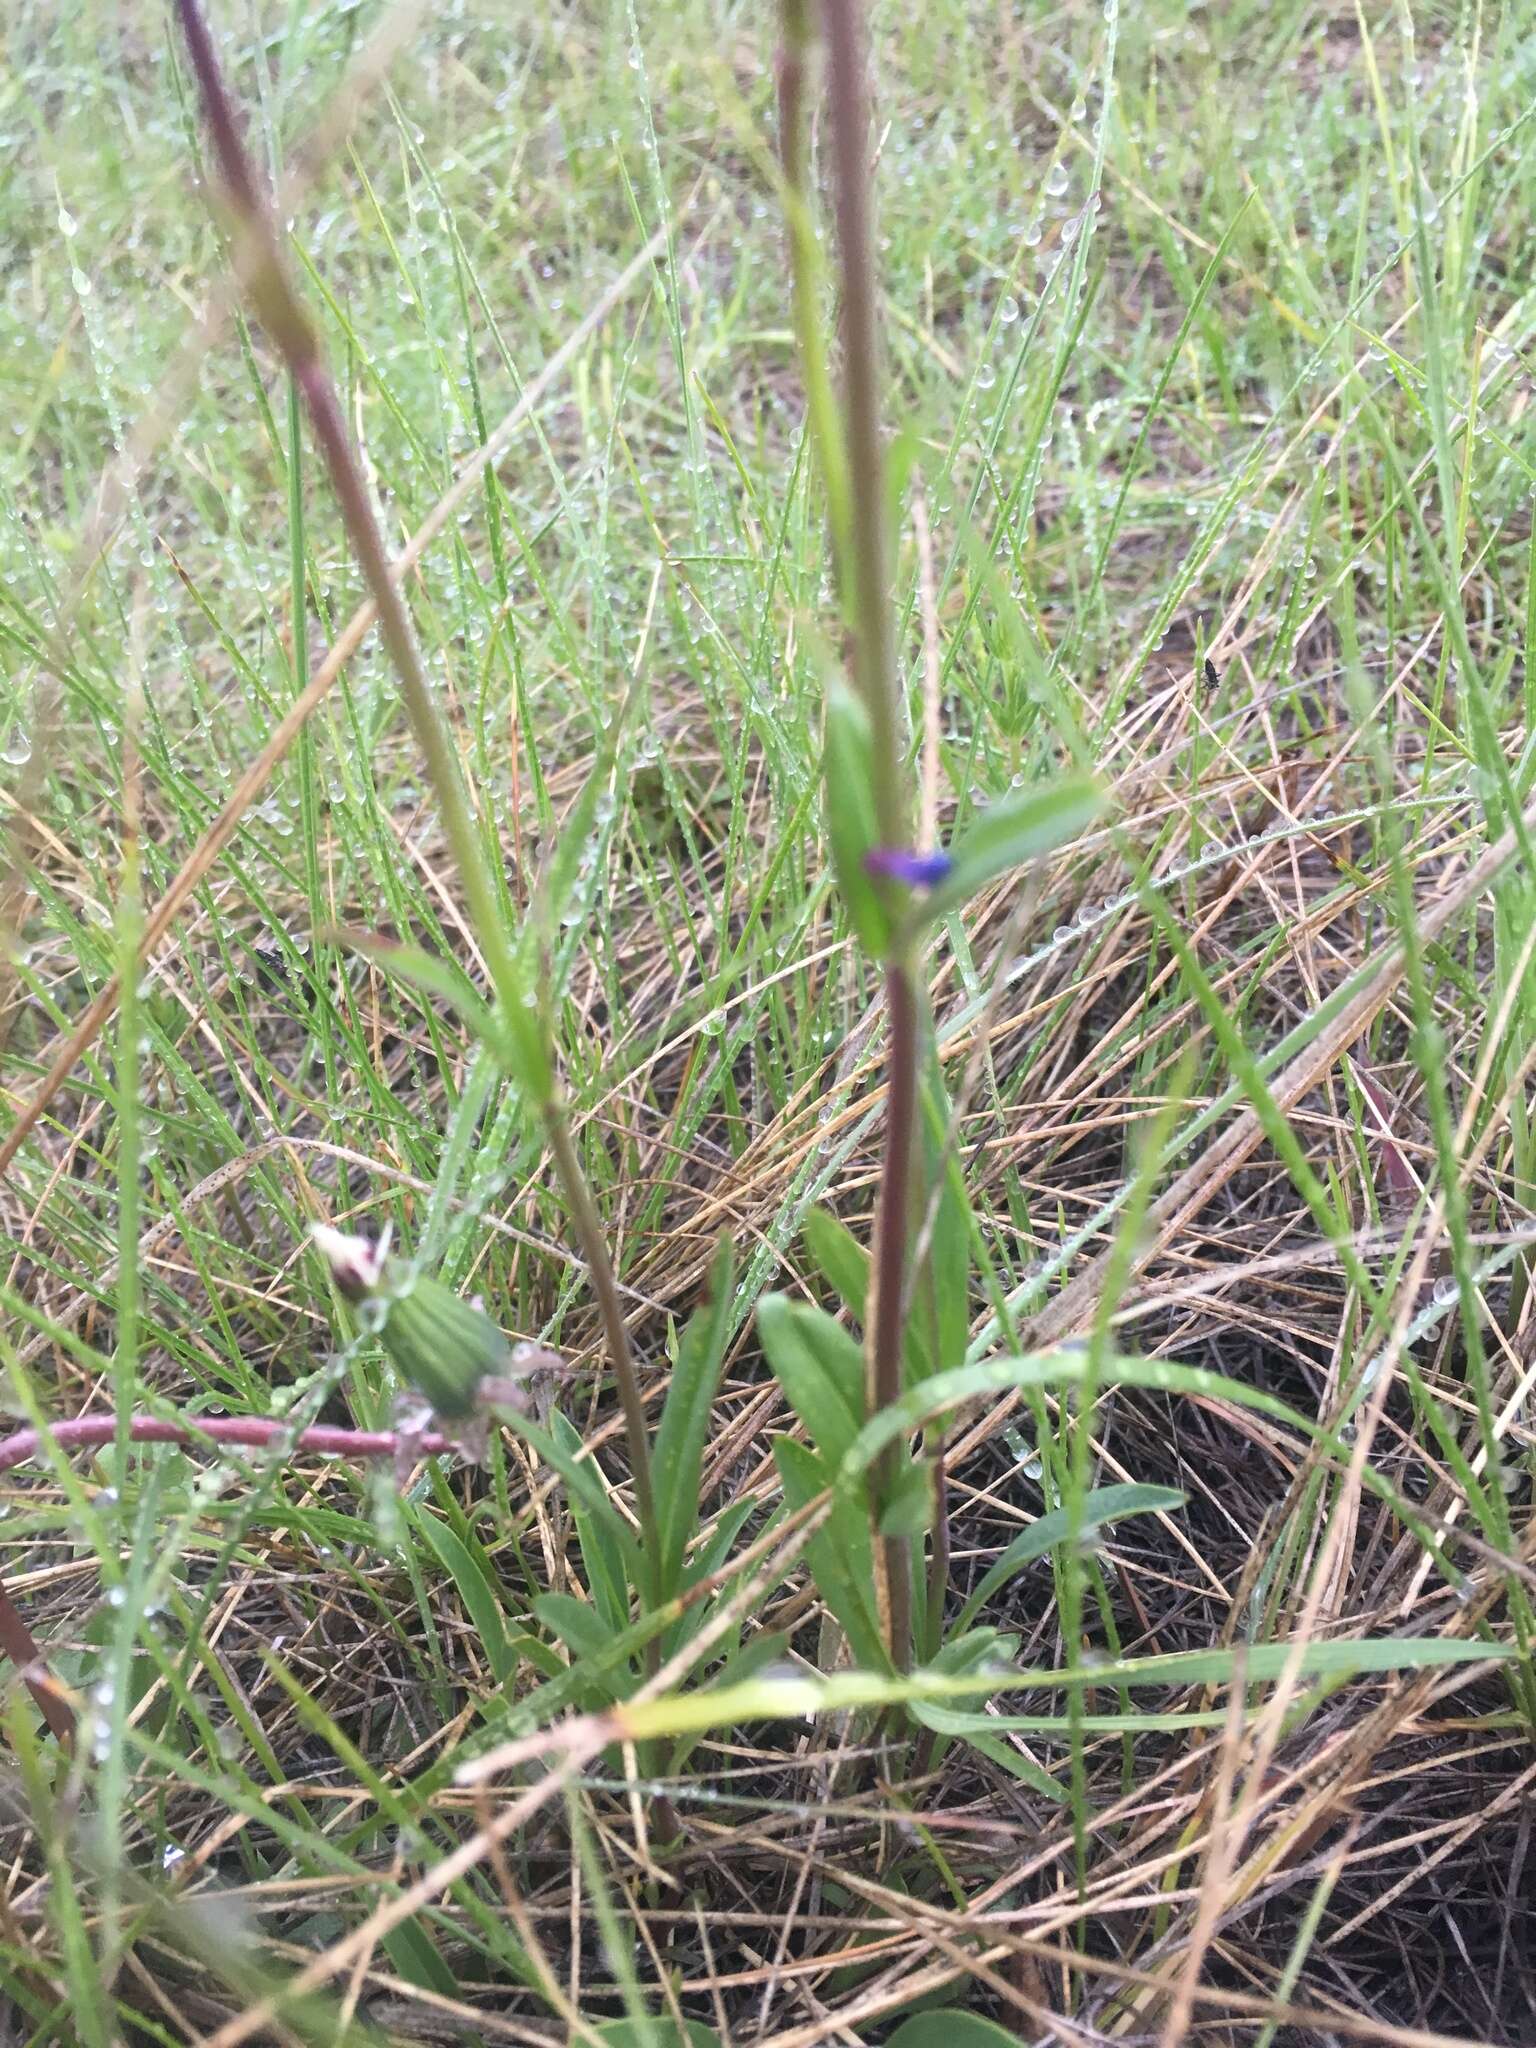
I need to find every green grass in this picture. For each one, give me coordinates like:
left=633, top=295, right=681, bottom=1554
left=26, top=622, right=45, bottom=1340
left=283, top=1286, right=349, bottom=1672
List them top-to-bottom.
left=2, top=0, right=1535, bottom=2040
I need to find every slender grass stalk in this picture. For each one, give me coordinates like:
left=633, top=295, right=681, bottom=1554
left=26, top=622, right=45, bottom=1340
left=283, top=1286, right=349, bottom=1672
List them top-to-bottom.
left=171, top=0, right=664, bottom=1631
left=286, top=375, right=341, bottom=1180
left=112, top=676, right=144, bottom=1489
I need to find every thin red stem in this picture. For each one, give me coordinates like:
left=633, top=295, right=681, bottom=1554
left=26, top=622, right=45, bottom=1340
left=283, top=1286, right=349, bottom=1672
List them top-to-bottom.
left=822, top=0, right=901, bottom=845
left=0, top=1412, right=452, bottom=1477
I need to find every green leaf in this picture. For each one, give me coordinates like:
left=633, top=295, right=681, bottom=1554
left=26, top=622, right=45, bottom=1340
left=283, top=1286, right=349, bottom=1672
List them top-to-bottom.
left=824, top=684, right=891, bottom=955
left=528, top=713, right=625, bottom=949
left=918, top=777, right=1104, bottom=924
left=330, top=928, right=513, bottom=1067
left=913, top=1037, right=969, bottom=1379
left=804, top=1203, right=946, bottom=1385
left=803, top=1206, right=869, bottom=1324
left=653, top=1236, right=735, bottom=1596
left=757, top=1294, right=866, bottom=1467
left=838, top=1351, right=1396, bottom=1529
left=497, top=1405, right=640, bottom=1587
left=552, top=1409, right=632, bottom=1633
left=771, top=1436, right=889, bottom=1671
left=879, top=1461, right=934, bottom=1538
left=956, top=1484, right=1187, bottom=1633
left=677, top=1498, right=761, bottom=1613
left=409, top=1507, right=516, bottom=1684
left=534, top=1593, right=624, bottom=1686
left=930, top=1625, right=1017, bottom=1673
left=668, top=1627, right=791, bottom=1778
left=502, top=1632, right=567, bottom=1683
left=614, top=1636, right=1514, bottom=1744
left=911, top=1702, right=1238, bottom=1735
left=927, top=1717, right=1068, bottom=1800
left=382, top=1918, right=460, bottom=1999
left=886, top=2013, right=1033, bottom=2048
left=594, top=2024, right=723, bottom=2048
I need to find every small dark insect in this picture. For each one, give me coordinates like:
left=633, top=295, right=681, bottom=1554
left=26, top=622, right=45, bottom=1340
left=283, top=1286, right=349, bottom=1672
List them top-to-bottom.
left=1204, top=657, right=1220, bottom=690
left=253, top=943, right=293, bottom=991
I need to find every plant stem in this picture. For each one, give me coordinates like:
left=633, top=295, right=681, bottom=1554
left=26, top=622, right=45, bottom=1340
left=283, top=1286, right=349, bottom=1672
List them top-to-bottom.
left=174, top=0, right=663, bottom=1619
left=776, top=0, right=851, bottom=587
left=777, top=0, right=809, bottom=201
left=820, top=0, right=916, bottom=1670
left=821, top=0, right=902, bottom=845
left=869, top=956, right=916, bottom=1666
left=545, top=1099, right=673, bottom=1837
left=545, top=1105, right=662, bottom=1631
left=0, top=1413, right=455, bottom=1476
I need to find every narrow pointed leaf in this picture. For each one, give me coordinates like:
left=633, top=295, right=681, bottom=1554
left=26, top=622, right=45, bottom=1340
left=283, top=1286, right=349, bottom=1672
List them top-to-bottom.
left=824, top=684, right=891, bottom=955
left=918, top=777, right=1104, bottom=924
left=803, top=1206, right=870, bottom=1324
left=654, top=1236, right=736, bottom=1595
left=758, top=1294, right=865, bottom=1466
left=771, top=1436, right=888, bottom=1670
left=957, top=1483, right=1187, bottom=1632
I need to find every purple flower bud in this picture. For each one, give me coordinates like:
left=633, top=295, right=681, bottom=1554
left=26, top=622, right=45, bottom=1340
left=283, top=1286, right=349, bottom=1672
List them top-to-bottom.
left=864, top=847, right=954, bottom=888
left=311, top=1222, right=392, bottom=1301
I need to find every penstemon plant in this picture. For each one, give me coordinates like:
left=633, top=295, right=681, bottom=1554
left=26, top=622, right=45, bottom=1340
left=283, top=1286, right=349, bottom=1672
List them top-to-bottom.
left=760, top=0, right=1107, bottom=1689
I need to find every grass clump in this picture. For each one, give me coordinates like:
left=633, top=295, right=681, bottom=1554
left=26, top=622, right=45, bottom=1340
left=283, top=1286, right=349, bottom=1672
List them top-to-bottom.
left=1, top=1, right=1534, bottom=2042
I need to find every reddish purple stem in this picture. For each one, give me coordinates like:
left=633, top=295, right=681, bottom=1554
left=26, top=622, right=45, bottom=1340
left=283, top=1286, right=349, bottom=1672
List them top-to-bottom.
left=0, top=1412, right=452, bottom=1477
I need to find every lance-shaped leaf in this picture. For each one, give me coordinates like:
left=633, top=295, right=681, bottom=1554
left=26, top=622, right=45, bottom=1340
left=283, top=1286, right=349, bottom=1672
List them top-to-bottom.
left=915, top=777, right=1104, bottom=924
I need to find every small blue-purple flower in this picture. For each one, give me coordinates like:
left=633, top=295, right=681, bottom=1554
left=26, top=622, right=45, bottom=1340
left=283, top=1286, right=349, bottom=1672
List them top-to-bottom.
left=864, top=846, right=954, bottom=888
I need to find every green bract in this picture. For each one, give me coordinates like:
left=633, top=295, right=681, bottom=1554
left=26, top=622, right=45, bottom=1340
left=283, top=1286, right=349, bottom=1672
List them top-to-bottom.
left=312, top=1224, right=513, bottom=1418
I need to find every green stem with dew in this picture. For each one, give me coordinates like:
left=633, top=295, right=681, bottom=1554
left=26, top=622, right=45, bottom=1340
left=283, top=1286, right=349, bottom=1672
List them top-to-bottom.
left=173, top=0, right=664, bottom=1654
